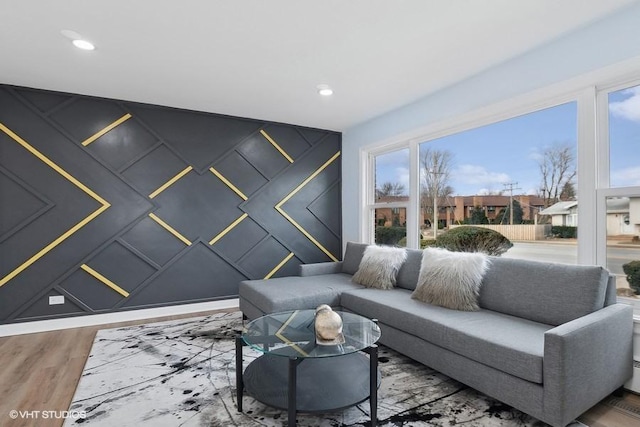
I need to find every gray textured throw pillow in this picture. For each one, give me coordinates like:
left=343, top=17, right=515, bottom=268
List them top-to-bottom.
left=352, top=245, right=407, bottom=289
left=412, top=247, right=490, bottom=311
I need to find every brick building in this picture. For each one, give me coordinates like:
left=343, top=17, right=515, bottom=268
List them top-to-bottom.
left=376, top=194, right=548, bottom=228
left=451, top=194, right=547, bottom=224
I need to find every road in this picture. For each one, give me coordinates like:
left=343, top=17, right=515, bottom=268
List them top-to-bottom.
left=504, top=241, right=640, bottom=276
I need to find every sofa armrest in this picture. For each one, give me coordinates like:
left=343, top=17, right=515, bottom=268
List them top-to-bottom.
left=299, top=262, right=344, bottom=277
left=543, top=303, right=633, bottom=427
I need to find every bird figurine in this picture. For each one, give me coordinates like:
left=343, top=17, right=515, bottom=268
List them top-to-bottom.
left=314, top=304, right=344, bottom=345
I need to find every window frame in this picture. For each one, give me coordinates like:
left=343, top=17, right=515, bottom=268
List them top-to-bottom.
left=596, top=78, right=640, bottom=315
left=364, top=145, right=417, bottom=247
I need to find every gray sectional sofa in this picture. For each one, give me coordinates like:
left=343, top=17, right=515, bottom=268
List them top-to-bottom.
left=239, top=242, right=633, bottom=427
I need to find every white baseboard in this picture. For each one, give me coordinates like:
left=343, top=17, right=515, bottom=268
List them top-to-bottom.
left=0, top=299, right=239, bottom=337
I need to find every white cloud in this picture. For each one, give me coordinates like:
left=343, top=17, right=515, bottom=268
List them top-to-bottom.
left=610, top=86, right=640, bottom=122
left=528, top=147, right=543, bottom=162
left=375, top=150, right=410, bottom=193
left=454, top=164, right=510, bottom=186
left=396, top=166, right=410, bottom=192
left=611, top=166, right=640, bottom=186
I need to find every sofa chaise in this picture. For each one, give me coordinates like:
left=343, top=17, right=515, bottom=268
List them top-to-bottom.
left=239, top=242, right=633, bottom=427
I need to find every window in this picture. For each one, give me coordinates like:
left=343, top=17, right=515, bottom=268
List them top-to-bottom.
left=599, top=82, right=640, bottom=308
left=368, top=148, right=409, bottom=246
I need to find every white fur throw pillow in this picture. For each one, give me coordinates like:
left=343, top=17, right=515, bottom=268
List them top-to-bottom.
left=352, top=245, right=407, bottom=289
left=412, top=248, right=490, bottom=311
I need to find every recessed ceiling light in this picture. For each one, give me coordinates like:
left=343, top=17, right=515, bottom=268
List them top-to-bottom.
left=61, top=30, right=95, bottom=51
left=72, top=39, right=95, bottom=51
left=317, top=84, right=333, bottom=96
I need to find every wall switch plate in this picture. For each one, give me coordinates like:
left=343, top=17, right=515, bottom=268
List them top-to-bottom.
left=49, top=295, right=65, bottom=305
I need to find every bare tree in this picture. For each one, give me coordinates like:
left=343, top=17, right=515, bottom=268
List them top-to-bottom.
left=537, top=143, right=576, bottom=207
left=421, top=148, right=454, bottom=237
left=376, top=182, right=406, bottom=199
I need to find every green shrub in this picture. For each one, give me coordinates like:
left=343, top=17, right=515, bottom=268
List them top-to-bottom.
left=375, top=226, right=406, bottom=246
left=435, top=226, right=513, bottom=256
left=551, top=226, right=577, bottom=238
left=396, top=236, right=437, bottom=248
left=396, top=236, right=436, bottom=249
left=420, top=239, right=437, bottom=249
left=623, top=260, right=640, bottom=295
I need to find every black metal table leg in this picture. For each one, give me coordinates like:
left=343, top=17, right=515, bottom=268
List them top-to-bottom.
left=236, top=336, right=245, bottom=412
left=368, top=344, right=378, bottom=427
left=288, top=356, right=298, bottom=426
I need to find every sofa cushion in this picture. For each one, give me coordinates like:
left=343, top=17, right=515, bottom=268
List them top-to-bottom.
left=342, top=242, right=368, bottom=274
left=342, top=242, right=421, bottom=290
left=352, top=245, right=407, bottom=289
left=395, top=248, right=423, bottom=291
left=412, top=248, right=489, bottom=311
left=478, top=257, right=609, bottom=326
left=239, top=274, right=362, bottom=314
left=341, top=288, right=553, bottom=384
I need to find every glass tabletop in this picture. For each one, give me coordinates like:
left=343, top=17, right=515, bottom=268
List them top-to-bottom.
left=242, top=309, right=381, bottom=358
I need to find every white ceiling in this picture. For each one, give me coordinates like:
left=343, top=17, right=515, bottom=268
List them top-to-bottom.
left=0, top=0, right=636, bottom=131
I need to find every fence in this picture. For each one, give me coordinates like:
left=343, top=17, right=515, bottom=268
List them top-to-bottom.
left=449, top=224, right=551, bottom=241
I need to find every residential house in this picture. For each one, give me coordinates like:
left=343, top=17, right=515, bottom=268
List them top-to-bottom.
left=541, top=198, right=640, bottom=236
left=539, top=201, right=579, bottom=227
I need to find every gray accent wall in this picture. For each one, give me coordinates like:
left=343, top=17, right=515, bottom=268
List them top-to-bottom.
left=0, top=85, right=341, bottom=324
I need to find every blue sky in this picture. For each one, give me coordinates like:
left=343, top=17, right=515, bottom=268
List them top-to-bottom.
left=376, top=85, right=640, bottom=196
left=610, top=85, right=640, bottom=187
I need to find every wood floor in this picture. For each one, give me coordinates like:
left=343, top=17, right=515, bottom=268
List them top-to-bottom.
left=1, top=310, right=639, bottom=427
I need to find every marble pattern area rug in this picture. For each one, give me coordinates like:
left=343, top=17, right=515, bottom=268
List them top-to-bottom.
left=65, top=311, right=550, bottom=426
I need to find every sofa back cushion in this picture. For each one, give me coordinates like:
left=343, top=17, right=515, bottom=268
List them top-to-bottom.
left=342, top=242, right=369, bottom=274
left=395, top=248, right=426, bottom=291
left=478, top=257, right=609, bottom=326
left=605, top=274, right=617, bottom=307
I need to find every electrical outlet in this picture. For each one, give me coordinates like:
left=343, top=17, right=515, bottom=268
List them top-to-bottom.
left=49, top=295, right=65, bottom=305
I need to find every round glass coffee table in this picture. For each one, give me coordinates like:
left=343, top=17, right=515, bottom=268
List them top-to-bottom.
left=236, top=309, right=381, bottom=426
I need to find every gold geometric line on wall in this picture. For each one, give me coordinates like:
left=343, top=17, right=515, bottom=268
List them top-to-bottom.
left=81, top=113, right=132, bottom=146
left=0, top=123, right=111, bottom=288
left=260, top=129, right=294, bottom=163
left=275, top=151, right=341, bottom=262
left=149, top=166, right=193, bottom=199
left=209, top=167, right=248, bottom=200
left=148, top=213, right=192, bottom=246
left=209, top=213, right=248, bottom=245
left=264, top=252, right=295, bottom=280
left=80, top=264, right=130, bottom=297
